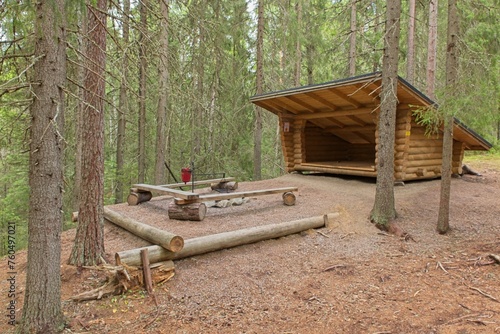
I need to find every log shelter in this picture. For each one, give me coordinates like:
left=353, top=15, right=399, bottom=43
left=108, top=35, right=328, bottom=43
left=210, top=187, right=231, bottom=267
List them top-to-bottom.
left=250, top=72, right=492, bottom=181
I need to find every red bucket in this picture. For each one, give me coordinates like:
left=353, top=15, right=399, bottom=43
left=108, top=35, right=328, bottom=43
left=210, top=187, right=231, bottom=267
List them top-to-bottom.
left=181, top=167, right=192, bottom=183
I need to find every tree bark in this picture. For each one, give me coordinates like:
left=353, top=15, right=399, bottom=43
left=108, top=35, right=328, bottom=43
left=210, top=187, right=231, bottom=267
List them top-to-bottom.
left=20, top=0, right=66, bottom=331
left=69, top=0, right=107, bottom=266
left=115, top=0, right=130, bottom=204
left=138, top=0, right=148, bottom=183
left=154, top=0, right=170, bottom=186
left=253, top=0, right=264, bottom=181
left=294, top=0, right=302, bottom=86
left=348, top=0, right=357, bottom=76
left=370, top=0, right=401, bottom=228
left=406, top=0, right=416, bottom=83
left=426, top=0, right=438, bottom=100
left=437, top=0, right=458, bottom=234
left=104, top=207, right=184, bottom=252
left=116, top=213, right=339, bottom=266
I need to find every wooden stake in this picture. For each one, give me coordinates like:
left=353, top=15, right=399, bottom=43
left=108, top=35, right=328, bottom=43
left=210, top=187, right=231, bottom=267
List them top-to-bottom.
left=140, top=249, right=153, bottom=294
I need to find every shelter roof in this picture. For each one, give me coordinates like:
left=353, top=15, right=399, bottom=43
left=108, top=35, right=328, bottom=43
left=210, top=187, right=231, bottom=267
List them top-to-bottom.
left=250, top=72, right=491, bottom=151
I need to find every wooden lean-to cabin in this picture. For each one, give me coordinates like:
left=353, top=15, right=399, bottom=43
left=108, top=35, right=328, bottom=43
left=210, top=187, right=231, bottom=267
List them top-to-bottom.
left=250, top=72, right=492, bottom=182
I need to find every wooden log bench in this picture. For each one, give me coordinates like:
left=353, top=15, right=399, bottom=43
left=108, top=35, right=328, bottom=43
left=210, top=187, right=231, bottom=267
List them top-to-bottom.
left=128, top=177, right=236, bottom=205
left=127, top=180, right=298, bottom=222
left=169, top=187, right=298, bottom=221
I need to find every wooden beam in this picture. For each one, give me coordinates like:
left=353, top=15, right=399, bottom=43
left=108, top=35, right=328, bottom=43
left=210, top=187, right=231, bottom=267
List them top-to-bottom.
left=327, top=88, right=362, bottom=108
left=305, top=91, right=338, bottom=110
left=283, top=95, right=317, bottom=113
left=295, top=107, right=377, bottom=120
left=346, top=115, right=367, bottom=126
left=325, top=125, right=376, bottom=132
left=159, top=177, right=235, bottom=189
left=132, top=183, right=199, bottom=200
left=174, top=187, right=299, bottom=205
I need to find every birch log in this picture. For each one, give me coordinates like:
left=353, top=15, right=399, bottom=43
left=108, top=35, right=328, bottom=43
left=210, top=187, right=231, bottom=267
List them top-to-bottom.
left=115, top=213, right=339, bottom=266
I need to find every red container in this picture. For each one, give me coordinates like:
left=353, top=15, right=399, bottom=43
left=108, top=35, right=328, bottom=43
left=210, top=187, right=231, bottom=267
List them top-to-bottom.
left=181, top=167, right=192, bottom=183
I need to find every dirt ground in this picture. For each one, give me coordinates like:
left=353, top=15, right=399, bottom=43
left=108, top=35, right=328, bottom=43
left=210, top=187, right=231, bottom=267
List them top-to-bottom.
left=2, top=157, right=499, bottom=334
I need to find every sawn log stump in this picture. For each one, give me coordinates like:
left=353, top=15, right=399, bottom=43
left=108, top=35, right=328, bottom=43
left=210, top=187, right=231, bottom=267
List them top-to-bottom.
left=168, top=202, right=207, bottom=221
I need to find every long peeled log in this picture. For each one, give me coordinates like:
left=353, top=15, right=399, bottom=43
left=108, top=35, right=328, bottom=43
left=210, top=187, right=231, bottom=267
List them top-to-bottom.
left=104, top=207, right=184, bottom=253
left=115, top=213, right=339, bottom=266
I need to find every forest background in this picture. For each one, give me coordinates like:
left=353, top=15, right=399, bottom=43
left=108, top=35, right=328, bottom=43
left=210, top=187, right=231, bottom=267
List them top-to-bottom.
left=0, top=0, right=499, bottom=256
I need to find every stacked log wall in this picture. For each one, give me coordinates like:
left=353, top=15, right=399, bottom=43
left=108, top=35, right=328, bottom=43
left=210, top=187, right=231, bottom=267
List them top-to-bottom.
left=394, top=109, right=412, bottom=181
left=279, top=116, right=295, bottom=171
left=292, top=119, right=306, bottom=169
left=405, top=121, right=443, bottom=179
left=452, top=141, right=465, bottom=175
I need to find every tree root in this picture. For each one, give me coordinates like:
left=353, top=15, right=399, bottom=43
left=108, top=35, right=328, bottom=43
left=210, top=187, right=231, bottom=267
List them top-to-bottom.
left=374, top=220, right=415, bottom=242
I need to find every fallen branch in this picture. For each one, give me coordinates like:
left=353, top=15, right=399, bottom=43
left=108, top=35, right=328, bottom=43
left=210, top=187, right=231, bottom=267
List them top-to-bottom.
left=316, top=230, right=330, bottom=238
left=436, top=261, right=450, bottom=274
left=323, top=264, right=346, bottom=272
left=467, top=286, right=499, bottom=303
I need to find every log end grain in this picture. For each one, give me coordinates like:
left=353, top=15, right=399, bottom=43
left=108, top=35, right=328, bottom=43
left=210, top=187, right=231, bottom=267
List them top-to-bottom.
left=127, top=191, right=153, bottom=206
left=282, top=192, right=296, bottom=206
left=168, top=236, right=185, bottom=253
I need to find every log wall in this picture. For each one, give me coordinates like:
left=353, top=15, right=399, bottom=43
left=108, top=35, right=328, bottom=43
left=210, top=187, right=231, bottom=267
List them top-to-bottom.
left=394, top=109, right=412, bottom=181
left=279, top=117, right=295, bottom=172
left=405, top=121, right=443, bottom=180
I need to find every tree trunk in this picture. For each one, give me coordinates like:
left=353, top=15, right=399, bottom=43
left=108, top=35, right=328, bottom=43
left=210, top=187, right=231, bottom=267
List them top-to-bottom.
left=19, top=0, right=66, bottom=332
left=69, top=0, right=107, bottom=266
left=115, top=0, right=130, bottom=204
left=138, top=0, right=148, bottom=183
left=154, top=0, right=170, bottom=186
left=253, top=0, right=264, bottom=181
left=294, top=0, right=302, bottom=86
left=348, top=0, right=357, bottom=76
left=370, top=0, right=401, bottom=228
left=406, top=0, right=416, bottom=83
left=426, top=0, right=438, bottom=100
left=437, top=0, right=458, bottom=234
left=74, top=11, right=86, bottom=212
left=104, top=207, right=184, bottom=252
left=116, top=213, right=339, bottom=266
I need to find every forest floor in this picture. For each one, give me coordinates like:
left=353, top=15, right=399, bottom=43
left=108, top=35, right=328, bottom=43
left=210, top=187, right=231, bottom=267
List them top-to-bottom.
left=2, top=155, right=500, bottom=334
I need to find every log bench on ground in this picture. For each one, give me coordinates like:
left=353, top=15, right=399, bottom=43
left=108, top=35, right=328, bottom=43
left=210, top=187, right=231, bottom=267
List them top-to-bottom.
left=127, top=178, right=299, bottom=222
left=128, top=178, right=236, bottom=205
left=168, top=187, right=298, bottom=221
left=115, top=213, right=339, bottom=266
